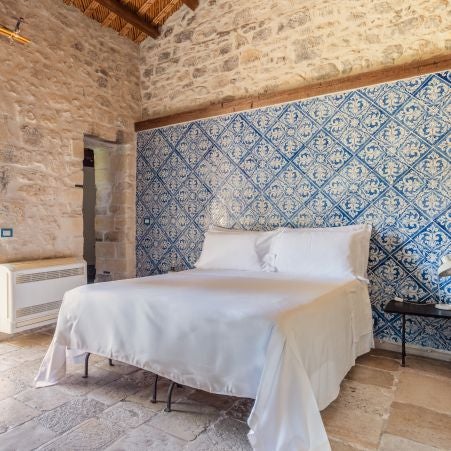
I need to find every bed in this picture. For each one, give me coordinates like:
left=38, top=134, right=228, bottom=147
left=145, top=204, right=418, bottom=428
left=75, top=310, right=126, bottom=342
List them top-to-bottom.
left=35, top=226, right=374, bottom=451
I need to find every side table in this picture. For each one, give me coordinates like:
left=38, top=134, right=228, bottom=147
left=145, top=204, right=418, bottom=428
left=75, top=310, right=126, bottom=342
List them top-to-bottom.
left=384, top=300, right=451, bottom=366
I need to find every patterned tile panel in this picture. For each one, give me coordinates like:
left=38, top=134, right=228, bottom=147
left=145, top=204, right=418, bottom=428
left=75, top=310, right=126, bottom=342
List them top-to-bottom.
left=137, top=72, right=451, bottom=351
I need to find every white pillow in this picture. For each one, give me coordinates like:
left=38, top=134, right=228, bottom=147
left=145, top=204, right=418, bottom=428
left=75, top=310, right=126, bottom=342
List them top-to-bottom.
left=273, top=225, right=372, bottom=279
left=195, top=227, right=278, bottom=271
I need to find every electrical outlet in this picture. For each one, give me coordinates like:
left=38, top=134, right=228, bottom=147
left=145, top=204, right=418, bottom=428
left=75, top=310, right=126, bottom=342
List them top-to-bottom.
left=0, top=228, right=13, bottom=238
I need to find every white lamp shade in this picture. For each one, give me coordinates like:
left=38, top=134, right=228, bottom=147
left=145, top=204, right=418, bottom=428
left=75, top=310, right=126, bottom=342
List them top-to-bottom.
left=439, top=254, right=451, bottom=278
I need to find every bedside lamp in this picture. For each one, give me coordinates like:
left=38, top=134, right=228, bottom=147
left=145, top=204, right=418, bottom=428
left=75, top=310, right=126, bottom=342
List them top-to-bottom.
left=436, top=254, right=451, bottom=311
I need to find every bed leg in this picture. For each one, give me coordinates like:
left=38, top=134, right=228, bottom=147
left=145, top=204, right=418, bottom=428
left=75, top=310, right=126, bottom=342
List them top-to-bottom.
left=82, top=352, right=91, bottom=378
left=108, top=359, right=114, bottom=367
left=151, top=374, right=159, bottom=404
left=165, top=382, right=176, bottom=412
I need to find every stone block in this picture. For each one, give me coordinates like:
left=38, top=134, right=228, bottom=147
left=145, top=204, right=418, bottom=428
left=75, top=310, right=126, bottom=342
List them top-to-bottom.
left=252, top=27, right=272, bottom=43
left=222, top=55, right=239, bottom=72
left=71, top=139, right=84, bottom=160
left=95, top=214, right=115, bottom=231
left=60, top=216, right=83, bottom=238
left=96, top=241, right=117, bottom=259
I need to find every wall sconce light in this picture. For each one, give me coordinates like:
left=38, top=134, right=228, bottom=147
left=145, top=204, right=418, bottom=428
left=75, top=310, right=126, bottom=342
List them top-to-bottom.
left=0, top=17, right=31, bottom=44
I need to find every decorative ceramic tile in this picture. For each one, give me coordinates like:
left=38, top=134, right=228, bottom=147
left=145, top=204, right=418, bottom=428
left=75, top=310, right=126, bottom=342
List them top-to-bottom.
left=137, top=71, right=451, bottom=351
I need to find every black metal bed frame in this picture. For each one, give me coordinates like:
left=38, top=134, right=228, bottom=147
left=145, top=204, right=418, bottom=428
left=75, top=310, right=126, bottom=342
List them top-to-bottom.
left=83, top=353, right=181, bottom=412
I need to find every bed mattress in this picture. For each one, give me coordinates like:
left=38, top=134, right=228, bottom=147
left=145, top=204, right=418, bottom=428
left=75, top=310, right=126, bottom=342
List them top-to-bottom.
left=35, top=269, right=373, bottom=451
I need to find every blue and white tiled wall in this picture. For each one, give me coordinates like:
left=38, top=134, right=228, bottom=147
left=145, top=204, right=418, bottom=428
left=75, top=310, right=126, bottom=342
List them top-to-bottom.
left=137, top=71, right=450, bottom=351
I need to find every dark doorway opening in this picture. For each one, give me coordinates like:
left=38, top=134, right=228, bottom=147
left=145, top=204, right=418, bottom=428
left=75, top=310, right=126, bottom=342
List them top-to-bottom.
left=83, top=148, right=96, bottom=283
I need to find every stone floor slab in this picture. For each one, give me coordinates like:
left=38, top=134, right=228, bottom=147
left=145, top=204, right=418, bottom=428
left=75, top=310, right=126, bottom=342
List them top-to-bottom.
left=6, top=333, right=52, bottom=348
left=0, top=342, right=19, bottom=355
left=356, top=353, right=401, bottom=372
left=404, top=355, right=451, bottom=380
left=0, top=358, right=44, bottom=387
left=94, top=359, right=139, bottom=375
left=345, top=364, right=395, bottom=388
left=57, top=366, right=121, bottom=396
left=395, top=370, right=451, bottom=415
left=0, top=375, right=26, bottom=401
left=87, top=378, right=141, bottom=406
left=126, top=378, right=192, bottom=412
left=321, top=380, right=393, bottom=449
left=15, top=386, right=73, bottom=411
left=186, top=390, right=237, bottom=411
left=0, top=397, right=41, bottom=433
left=36, top=397, right=107, bottom=434
left=226, top=398, right=254, bottom=422
left=99, top=400, right=156, bottom=428
left=149, top=401, right=219, bottom=441
left=386, top=402, right=451, bottom=449
left=185, top=417, right=252, bottom=451
left=40, top=418, right=124, bottom=451
left=0, top=419, right=57, bottom=451
left=106, top=422, right=186, bottom=451
left=379, top=433, right=441, bottom=450
left=330, top=438, right=365, bottom=450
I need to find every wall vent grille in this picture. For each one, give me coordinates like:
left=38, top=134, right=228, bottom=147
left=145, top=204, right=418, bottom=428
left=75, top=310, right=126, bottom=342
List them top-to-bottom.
left=15, top=267, right=84, bottom=284
left=16, top=300, right=62, bottom=318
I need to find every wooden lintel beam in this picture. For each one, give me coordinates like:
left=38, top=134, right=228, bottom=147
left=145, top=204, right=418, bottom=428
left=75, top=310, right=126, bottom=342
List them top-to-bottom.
left=95, top=0, right=160, bottom=38
left=181, top=0, right=199, bottom=11
left=135, top=54, right=451, bottom=132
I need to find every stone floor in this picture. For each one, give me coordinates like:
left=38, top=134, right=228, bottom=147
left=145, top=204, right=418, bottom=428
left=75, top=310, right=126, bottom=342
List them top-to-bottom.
left=0, top=331, right=450, bottom=450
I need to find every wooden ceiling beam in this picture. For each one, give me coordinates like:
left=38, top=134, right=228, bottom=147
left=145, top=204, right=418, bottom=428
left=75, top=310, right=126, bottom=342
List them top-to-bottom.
left=95, top=0, right=160, bottom=38
left=181, top=0, right=199, bottom=11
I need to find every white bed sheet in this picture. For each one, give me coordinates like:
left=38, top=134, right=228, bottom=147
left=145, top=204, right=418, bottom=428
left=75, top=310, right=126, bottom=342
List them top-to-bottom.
left=35, top=269, right=373, bottom=451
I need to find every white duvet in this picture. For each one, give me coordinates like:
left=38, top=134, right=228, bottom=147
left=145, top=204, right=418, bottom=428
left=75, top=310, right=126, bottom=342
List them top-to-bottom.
left=35, top=269, right=373, bottom=451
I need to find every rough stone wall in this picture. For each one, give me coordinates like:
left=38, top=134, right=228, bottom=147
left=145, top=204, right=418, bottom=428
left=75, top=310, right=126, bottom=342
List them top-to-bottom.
left=0, top=0, right=140, bottom=280
left=139, top=0, right=451, bottom=119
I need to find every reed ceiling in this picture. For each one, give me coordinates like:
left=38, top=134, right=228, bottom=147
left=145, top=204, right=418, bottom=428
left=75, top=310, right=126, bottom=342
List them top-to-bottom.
left=63, top=0, right=198, bottom=43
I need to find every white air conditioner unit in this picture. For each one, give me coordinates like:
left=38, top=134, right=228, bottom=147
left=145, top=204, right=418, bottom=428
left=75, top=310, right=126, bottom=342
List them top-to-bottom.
left=0, top=257, right=86, bottom=334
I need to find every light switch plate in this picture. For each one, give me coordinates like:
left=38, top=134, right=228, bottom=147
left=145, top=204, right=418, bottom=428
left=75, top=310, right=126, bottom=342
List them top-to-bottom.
left=1, top=228, right=13, bottom=238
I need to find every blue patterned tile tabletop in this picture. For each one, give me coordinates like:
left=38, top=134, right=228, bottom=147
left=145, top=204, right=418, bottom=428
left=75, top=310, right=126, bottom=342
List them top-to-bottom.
left=137, top=71, right=450, bottom=351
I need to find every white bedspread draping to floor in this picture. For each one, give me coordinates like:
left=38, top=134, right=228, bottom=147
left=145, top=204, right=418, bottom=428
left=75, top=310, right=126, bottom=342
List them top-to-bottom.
left=35, top=270, right=373, bottom=451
